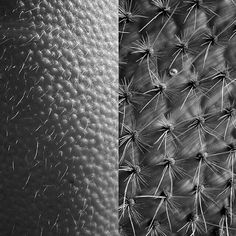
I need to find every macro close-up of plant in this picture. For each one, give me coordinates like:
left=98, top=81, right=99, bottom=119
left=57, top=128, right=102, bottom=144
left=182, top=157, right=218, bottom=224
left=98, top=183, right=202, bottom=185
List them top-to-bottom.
left=4, top=0, right=236, bottom=235
left=119, top=0, right=236, bottom=235
left=0, top=1, right=118, bottom=236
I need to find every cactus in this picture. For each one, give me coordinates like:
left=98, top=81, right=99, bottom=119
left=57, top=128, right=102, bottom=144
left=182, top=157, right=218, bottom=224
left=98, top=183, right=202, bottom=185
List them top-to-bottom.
left=119, top=0, right=236, bottom=235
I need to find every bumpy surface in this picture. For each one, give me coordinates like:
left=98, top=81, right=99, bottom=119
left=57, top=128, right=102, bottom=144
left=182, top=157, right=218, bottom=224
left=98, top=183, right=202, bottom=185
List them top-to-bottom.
left=0, top=0, right=118, bottom=235
left=119, top=0, right=236, bottom=235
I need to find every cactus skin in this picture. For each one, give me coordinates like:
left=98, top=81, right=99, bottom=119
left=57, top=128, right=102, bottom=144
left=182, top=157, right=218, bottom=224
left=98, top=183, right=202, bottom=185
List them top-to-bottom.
left=119, top=0, right=236, bottom=235
left=0, top=1, right=118, bottom=236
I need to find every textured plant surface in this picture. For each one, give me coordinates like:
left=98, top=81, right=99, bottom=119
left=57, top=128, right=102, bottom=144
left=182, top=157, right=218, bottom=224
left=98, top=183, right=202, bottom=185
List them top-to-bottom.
left=119, top=0, right=236, bottom=235
left=0, top=1, right=118, bottom=236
